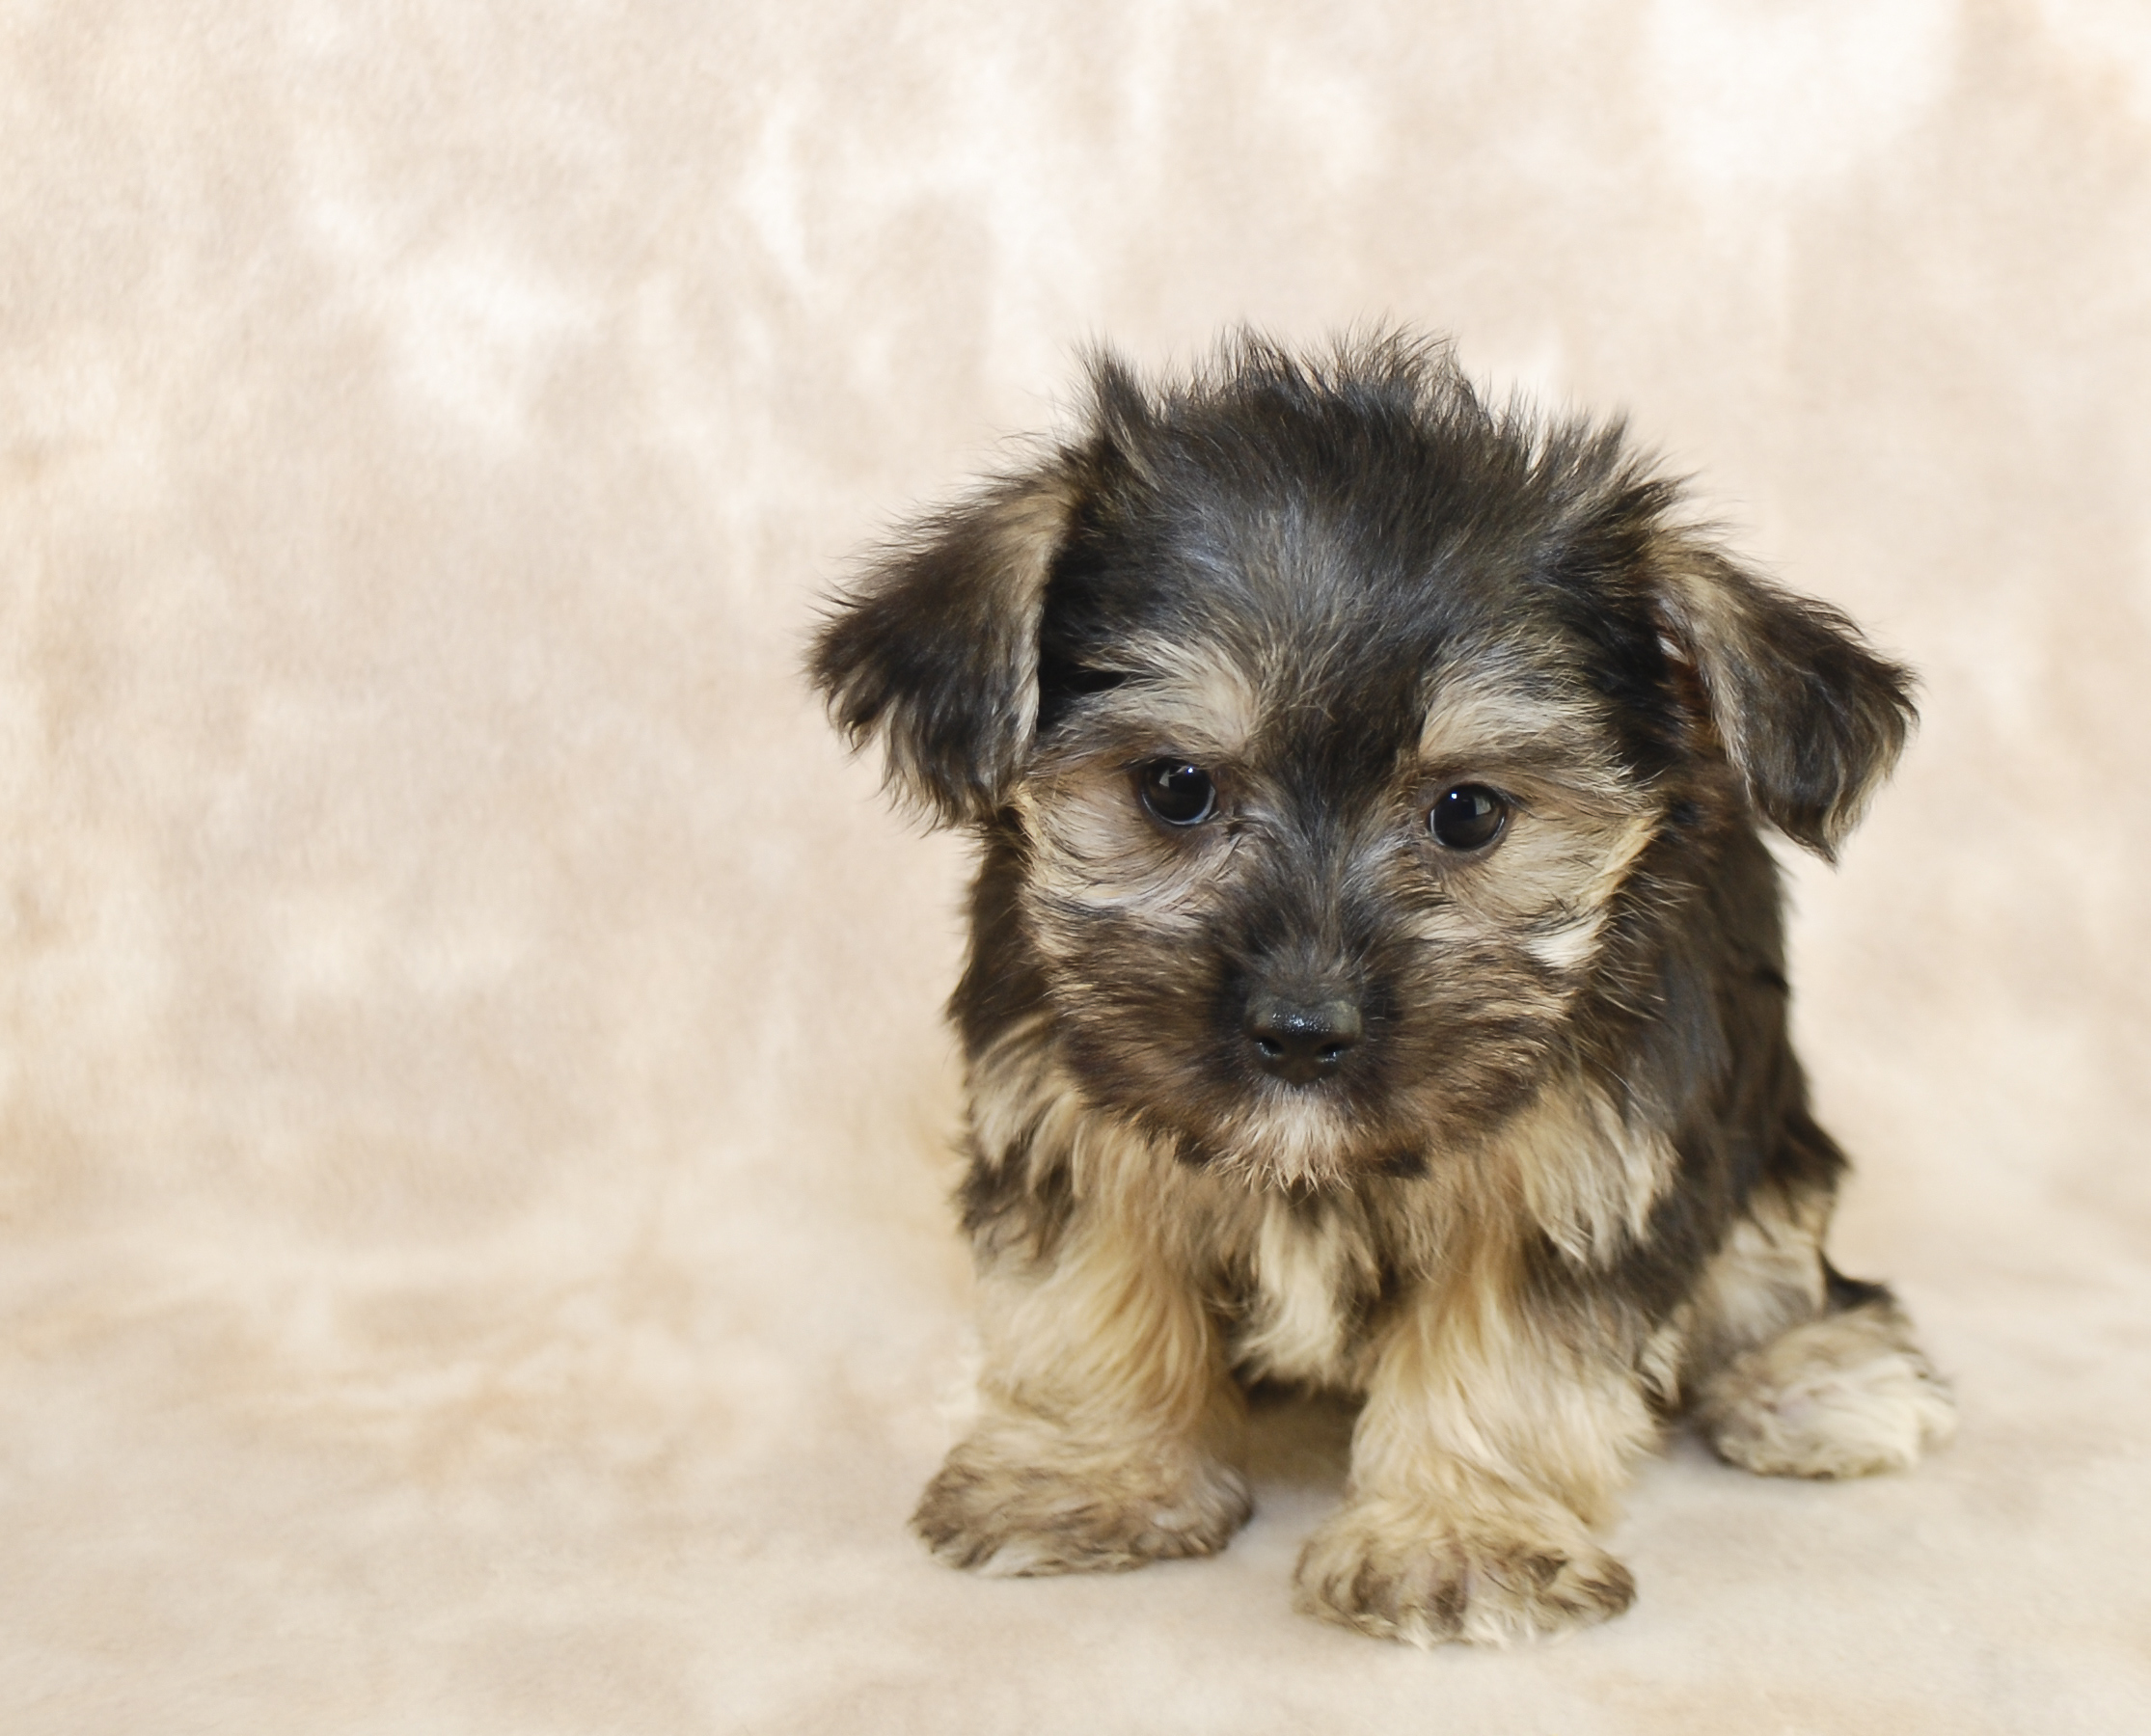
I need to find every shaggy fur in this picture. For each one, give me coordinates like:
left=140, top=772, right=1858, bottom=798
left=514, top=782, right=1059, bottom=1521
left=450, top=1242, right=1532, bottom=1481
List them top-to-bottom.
left=810, top=333, right=1954, bottom=1645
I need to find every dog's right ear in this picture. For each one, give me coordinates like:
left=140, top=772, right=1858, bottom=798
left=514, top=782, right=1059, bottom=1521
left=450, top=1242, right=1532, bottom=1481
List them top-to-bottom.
left=809, top=468, right=1078, bottom=827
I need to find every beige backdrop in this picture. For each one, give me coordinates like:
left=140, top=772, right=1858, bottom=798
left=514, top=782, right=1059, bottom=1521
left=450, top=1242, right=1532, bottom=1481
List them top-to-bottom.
left=4, top=2, right=2149, bottom=1730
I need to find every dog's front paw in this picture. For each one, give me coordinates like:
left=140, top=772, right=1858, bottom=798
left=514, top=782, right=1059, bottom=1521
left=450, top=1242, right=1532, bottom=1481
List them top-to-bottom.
left=1697, top=1300, right=1957, bottom=1479
left=913, top=1432, right=1253, bottom=1576
left=1293, top=1493, right=1634, bottom=1646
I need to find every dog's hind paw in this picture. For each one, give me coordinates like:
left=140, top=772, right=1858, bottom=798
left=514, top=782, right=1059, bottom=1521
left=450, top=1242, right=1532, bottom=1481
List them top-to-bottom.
left=1696, top=1299, right=1957, bottom=1479
left=1293, top=1493, right=1634, bottom=1646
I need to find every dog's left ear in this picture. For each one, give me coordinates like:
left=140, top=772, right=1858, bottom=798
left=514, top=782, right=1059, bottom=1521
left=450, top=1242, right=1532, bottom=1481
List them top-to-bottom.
left=809, top=469, right=1077, bottom=827
left=1648, top=536, right=1918, bottom=860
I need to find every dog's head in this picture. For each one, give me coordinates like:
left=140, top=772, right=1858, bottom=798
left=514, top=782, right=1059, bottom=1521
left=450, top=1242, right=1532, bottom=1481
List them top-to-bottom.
left=812, top=335, right=1914, bottom=1186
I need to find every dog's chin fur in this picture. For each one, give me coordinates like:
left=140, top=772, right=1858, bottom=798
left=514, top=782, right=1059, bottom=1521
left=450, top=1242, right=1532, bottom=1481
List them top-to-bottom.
left=811, top=330, right=1951, bottom=1645
left=1166, top=1104, right=1415, bottom=1193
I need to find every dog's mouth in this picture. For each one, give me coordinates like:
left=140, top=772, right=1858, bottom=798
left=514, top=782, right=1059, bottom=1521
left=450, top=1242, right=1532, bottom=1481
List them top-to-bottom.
left=1160, top=1090, right=1431, bottom=1190
left=1173, top=1132, right=1429, bottom=1191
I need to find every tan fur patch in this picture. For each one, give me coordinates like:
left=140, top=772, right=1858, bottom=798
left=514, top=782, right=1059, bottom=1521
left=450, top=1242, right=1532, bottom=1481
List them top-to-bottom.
left=945, top=475, right=1076, bottom=786
left=1111, top=634, right=1263, bottom=758
left=1417, top=660, right=1610, bottom=768
left=1013, top=771, right=1227, bottom=927
left=1422, top=796, right=1656, bottom=944
left=1509, top=1073, right=1679, bottom=1266
left=1195, top=1089, right=1371, bottom=1192
left=1682, top=1183, right=1830, bottom=1380
left=1236, top=1199, right=1375, bottom=1385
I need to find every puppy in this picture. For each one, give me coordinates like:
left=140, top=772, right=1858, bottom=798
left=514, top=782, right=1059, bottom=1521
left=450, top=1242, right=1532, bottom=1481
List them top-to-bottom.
left=810, top=333, right=1954, bottom=1645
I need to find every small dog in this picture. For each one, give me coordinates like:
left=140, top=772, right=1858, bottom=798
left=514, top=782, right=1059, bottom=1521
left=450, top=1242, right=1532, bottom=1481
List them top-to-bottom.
left=810, top=333, right=1954, bottom=1644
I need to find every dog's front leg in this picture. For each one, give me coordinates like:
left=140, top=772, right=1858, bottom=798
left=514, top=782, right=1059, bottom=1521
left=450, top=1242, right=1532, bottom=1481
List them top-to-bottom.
left=914, top=1216, right=1252, bottom=1576
left=1296, top=1256, right=1655, bottom=1644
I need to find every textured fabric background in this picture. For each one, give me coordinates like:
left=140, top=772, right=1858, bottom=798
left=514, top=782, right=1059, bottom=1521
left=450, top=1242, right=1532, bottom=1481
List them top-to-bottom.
left=4, top=3, right=2148, bottom=1730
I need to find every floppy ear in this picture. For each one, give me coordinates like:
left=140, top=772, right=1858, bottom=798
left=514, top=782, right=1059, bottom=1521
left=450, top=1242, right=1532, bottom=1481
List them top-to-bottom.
left=809, top=469, right=1077, bottom=827
left=1649, top=536, right=1918, bottom=859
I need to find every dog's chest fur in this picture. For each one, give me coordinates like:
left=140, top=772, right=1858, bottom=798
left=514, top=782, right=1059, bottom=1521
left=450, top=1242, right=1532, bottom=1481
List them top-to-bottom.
left=965, top=1027, right=1686, bottom=1393
left=1222, top=1088, right=1675, bottom=1387
left=1235, top=1198, right=1377, bottom=1384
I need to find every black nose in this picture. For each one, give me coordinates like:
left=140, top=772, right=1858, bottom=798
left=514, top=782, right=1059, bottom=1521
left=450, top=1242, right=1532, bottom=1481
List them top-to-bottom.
left=1244, top=994, right=1363, bottom=1086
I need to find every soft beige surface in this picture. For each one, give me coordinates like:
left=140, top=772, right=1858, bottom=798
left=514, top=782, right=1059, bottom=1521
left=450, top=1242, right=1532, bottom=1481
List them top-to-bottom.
left=4, top=3, right=2150, bottom=1730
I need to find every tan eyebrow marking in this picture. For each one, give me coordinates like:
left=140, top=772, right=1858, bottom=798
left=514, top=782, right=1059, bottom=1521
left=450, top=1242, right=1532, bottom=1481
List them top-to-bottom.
left=1061, top=634, right=1263, bottom=764
left=1418, top=665, right=1607, bottom=767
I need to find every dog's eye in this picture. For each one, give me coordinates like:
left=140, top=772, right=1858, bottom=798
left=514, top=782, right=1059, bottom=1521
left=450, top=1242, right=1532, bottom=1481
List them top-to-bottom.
left=1136, top=761, right=1216, bottom=827
left=1429, top=784, right=1508, bottom=851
